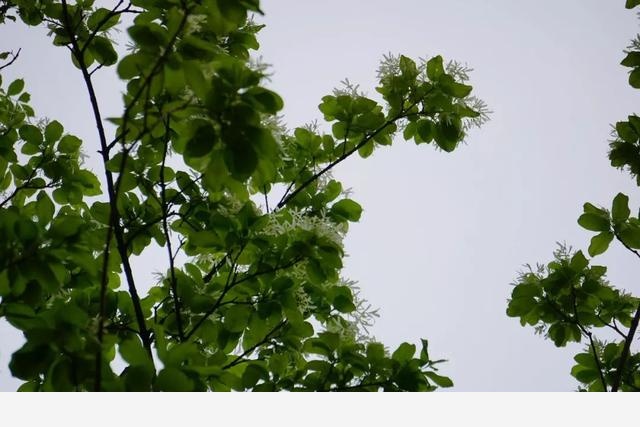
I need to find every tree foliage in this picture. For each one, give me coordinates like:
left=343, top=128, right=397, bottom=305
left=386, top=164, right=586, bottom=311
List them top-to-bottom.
left=0, top=0, right=486, bottom=391
left=507, top=0, right=640, bottom=392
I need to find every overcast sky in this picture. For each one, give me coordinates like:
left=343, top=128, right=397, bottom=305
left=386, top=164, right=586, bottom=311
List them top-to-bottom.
left=1, top=0, right=640, bottom=391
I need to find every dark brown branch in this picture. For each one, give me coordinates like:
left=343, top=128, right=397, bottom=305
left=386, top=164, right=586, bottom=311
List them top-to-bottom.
left=60, top=0, right=154, bottom=390
left=79, top=0, right=124, bottom=55
left=0, top=47, right=20, bottom=71
left=276, top=116, right=405, bottom=210
left=160, top=117, right=184, bottom=340
left=0, top=153, right=55, bottom=208
left=263, top=186, right=270, bottom=213
left=609, top=230, right=640, bottom=391
left=614, top=230, right=640, bottom=260
left=185, top=247, right=245, bottom=340
left=202, top=254, right=231, bottom=284
left=187, top=255, right=303, bottom=339
left=570, top=288, right=607, bottom=391
left=611, top=301, right=640, bottom=392
left=596, top=313, right=627, bottom=339
left=222, top=320, right=287, bottom=370
left=586, top=333, right=608, bottom=392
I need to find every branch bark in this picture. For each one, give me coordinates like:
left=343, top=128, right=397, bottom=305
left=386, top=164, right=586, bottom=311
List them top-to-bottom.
left=60, top=0, right=154, bottom=390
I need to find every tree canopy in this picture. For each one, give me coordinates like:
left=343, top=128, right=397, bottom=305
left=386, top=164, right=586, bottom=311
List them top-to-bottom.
left=0, top=0, right=487, bottom=391
left=2, top=0, right=638, bottom=393
left=506, top=0, right=640, bottom=393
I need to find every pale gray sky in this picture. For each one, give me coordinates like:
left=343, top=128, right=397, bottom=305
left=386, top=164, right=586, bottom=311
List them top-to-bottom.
left=1, top=0, right=639, bottom=391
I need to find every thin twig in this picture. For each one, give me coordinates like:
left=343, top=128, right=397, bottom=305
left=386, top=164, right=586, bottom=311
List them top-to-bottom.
left=0, top=47, right=21, bottom=71
left=276, top=103, right=419, bottom=210
left=160, top=117, right=184, bottom=340
left=186, top=255, right=303, bottom=339
left=570, top=287, right=607, bottom=391
left=222, top=320, right=287, bottom=370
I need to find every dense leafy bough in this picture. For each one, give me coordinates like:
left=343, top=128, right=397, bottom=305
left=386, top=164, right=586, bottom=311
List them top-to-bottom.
left=0, top=0, right=486, bottom=391
left=508, top=0, right=640, bottom=392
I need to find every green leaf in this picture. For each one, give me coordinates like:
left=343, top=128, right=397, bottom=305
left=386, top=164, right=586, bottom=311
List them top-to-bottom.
left=626, top=0, right=640, bottom=9
left=87, top=8, right=120, bottom=32
left=128, top=23, right=168, bottom=49
left=90, top=36, right=118, bottom=66
left=621, top=51, right=640, bottom=67
left=117, top=53, right=145, bottom=80
left=399, top=55, right=418, bottom=79
left=426, top=56, right=444, bottom=81
left=629, top=68, right=640, bottom=89
left=440, top=75, right=472, bottom=98
left=7, top=78, right=24, bottom=96
left=245, top=87, right=284, bottom=113
left=435, top=116, right=461, bottom=152
left=416, top=119, right=435, bottom=143
left=44, top=121, right=63, bottom=143
left=185, top=121, right=217, bottom=158
left=403, top=121, right=416, bottom=140
left=616, top=121, right=638, bottom=143
left=19, top=124, right=43, bottom=146
left=58, top=135, right=82, bottom=153
left=358, top=140, right=374, bottom=158
left=224, top=142, right=258, bottom=181
left=35, top=191, right=54, bottom=223
left=611, top=193, right=630, bottom=223
left=331, top=199, right=363, bottom=222
left=583, top=202, right=606, bottom=215
left=577, top=213, right=610, bottom=232
left=618, top=224, right=640, bottom=249
left=189, top=230, right=222, bottom=248
left=588, top=231, right=614, bottom=257
left=570, top=251, right=589, bottom=272
left=0, top=269, right=10, bottom=297
left=331, top=286, right=355, bottom=313
left=506, top=296, right=536, bottom=317
left=224, top=305, right=252, bottom=333
left=547, top=323, right=568, bottom=347
left=119, top=337, right=150, bottom=366
left=419, top=338, right=430, bottom=361
left=392, top=342, right=416, bottom=363
left=10, top=344, right=54, bottom=380
left=574, top=353, right=598, bottom=368
left=242, top=363, right=266, bottom=389
left=122, top=365, right=154, bottom=391
left=571, top=365, right=600, bottom=383
left=155, top=368, right=194, bottom=392
left=425, top=371, right=453, bottom=387
left=17, top=381, right=40, bottom=392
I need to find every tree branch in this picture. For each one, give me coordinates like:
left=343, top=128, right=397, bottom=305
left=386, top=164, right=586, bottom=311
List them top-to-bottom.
left=60, top=0, right=154, bottom=390
left=79, top=0, right=124, bottom=55
left=0, top=47, right=20, bottom=71
left=276, top=111, right=410, bottom=210
left=160, top=117, right=184, bottom=340
left=186, top=254, right=303, bottom=339
left=570, top=287, right=607, bottom=391
left=611, top=300, right=640, bottom=392
left=222, top=320, right=287, bottom=370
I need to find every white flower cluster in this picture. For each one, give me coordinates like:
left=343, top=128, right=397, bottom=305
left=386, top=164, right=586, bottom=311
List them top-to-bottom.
left=185, top=14, right=208, bottom=35
left=332, top=78, right=366, bottom=98
left=262, top=209, right=346, bottom=247
left=340, top=278, right=380, bottom=342
left=294, top=284, right=315, bottom=315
